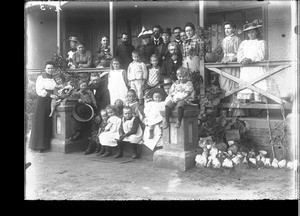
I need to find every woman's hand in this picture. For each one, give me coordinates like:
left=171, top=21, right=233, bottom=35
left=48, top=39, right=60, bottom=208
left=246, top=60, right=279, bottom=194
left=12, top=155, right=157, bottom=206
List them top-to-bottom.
left=50, top=94, right=57, bottom=99
left=78, top=99, right=84, bottom=103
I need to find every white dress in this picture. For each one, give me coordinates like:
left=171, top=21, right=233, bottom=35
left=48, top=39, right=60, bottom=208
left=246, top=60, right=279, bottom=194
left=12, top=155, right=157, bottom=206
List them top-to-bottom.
left=237, top=39, right=268, bottom=100
left=108, top=69, right=128, bottom=104
left=142, top=101, right=164, bottom=151
left=99, top=116, right=121, bottom=147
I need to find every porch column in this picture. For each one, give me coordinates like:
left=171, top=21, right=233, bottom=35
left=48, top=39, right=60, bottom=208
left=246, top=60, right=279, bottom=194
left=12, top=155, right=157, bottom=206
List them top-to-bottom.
left=199, top=0, right=205, bottom=112
left=57, top=1, right=61, bottom=54
left=109, top=1, right=116, bottom=56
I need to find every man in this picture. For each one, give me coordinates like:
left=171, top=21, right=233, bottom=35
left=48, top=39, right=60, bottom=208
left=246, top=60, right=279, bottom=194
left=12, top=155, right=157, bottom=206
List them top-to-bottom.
left=150, top=25, right=163, bottom=47
left=172, top=27, right=183, bottom=46
left=115, top=32, right=135, bottom=71
left=67, top=36, right=78, bottom=68
left=83, top=72, right=110, bottom=155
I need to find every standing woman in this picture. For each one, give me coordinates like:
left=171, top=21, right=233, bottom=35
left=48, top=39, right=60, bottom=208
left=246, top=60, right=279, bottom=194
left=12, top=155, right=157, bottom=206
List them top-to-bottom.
left=218, top=21, right=241, bottom=93
left=237, top=21, right=268, bottom=102
left=182, top=22, right=202, bottom=72
left=94, top=36, right=112, bottom=68
left=29, top=61, right=58, bottom=152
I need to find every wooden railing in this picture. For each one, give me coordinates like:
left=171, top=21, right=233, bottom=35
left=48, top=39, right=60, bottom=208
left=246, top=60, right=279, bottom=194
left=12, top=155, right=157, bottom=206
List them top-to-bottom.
left=204, top=60, right=293, bottom=110
left=26, top=67, right=110, bottom=74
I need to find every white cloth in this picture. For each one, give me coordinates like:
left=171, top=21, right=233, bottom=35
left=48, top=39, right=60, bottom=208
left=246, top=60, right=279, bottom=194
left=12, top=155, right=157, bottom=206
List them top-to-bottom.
left=237, top=39, right=268, bottom=100
left=108, top=69, right=128, bottom=104
left=35, top=75, right=56, bottom=97
left=144, top=101, right=164, bottom=126
left=99, top=116, right=121, bottom=147
left=122, top=117, right=143, bottom=144
left=143, top=123, right=163, bottom=151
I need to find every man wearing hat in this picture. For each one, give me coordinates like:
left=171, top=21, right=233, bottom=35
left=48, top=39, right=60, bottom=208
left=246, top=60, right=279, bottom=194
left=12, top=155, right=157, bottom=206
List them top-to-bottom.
left=136, top=27, right=159, bottom=67
left=157, top=27, right=172, bottom=66
left=115, top=32, right=135, bottom=71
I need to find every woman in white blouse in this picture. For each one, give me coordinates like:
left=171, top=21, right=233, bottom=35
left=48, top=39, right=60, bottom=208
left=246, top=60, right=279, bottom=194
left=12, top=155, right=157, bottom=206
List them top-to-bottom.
left=237, top=21, right=268, bottom=102
left=29, top=61, right=58, bottom=152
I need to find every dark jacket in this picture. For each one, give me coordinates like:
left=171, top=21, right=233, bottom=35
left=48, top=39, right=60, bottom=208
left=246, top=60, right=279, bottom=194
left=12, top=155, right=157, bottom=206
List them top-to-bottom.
left=150, top=37, right=163, bottom=47
left=115, top=43, right=135, bottom=70
left=136, top=44, right=159, bottom=65
left=161, top=56, right=182, bottom=81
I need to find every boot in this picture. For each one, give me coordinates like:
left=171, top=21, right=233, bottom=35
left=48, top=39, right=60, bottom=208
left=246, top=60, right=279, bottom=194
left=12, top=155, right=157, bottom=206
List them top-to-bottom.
left=71, top=130, right=80, bottom=141
left=84, top=141, right=96, bottom=155
left=114, top=141, right=123, bottom=158
left=95, top=143, right=102, bottom=154
left=132, top=144, right=139, bottom=159
left=97, top=145, right=106, bottom=156
left=102, top=146, right=112, bottom=157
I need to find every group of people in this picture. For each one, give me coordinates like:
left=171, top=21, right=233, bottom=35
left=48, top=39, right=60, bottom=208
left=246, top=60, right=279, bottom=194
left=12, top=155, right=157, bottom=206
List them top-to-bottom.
left=28, top=19, right=268, bottom=157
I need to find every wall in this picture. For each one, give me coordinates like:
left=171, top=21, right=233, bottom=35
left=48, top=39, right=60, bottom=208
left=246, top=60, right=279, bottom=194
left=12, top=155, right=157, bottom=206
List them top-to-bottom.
left=267, top=2, right=295, bottom=98
left=25, top=6, right=57, bottom=70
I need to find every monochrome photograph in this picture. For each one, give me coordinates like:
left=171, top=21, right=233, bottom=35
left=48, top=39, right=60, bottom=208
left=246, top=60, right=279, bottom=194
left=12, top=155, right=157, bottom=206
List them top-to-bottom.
left=24, top=0, right=299, bottom=201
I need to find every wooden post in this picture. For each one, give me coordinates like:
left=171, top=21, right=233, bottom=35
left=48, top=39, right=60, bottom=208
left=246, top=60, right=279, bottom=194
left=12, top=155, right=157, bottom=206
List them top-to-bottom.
left=199, top=0, right=205, bottom=112
left=56, top=1, right=61, bottom=55
left=109, top=1, right=115, bottom=56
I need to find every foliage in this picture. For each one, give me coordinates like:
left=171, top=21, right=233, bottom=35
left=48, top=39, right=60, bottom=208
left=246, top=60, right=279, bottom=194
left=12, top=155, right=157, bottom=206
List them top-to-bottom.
left=194, top=26, right=214, bottom=59
left=202, top=84, right=225, bottom=107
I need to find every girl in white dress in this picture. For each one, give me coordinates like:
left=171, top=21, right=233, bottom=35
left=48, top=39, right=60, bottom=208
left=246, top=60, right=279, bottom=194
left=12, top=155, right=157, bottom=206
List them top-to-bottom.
left=237, top=22, right=268, bottom=102
left=108, top=57, right=128, bottom=104
left=98, top=105, right=122, bottom=157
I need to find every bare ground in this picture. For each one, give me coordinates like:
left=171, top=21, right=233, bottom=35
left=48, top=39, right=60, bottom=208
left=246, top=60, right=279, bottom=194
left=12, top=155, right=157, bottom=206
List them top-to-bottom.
left=25, top=146, right=298, bottom=200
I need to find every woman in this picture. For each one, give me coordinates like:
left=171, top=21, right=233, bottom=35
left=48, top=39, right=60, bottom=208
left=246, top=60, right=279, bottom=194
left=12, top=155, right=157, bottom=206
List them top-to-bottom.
left=217, top=21, right=241, bottom=93
left=237, top=21, right=268, bottom=102
left=182, top=22, right=202, bottom=72
left=94, top=36, right=112, bottom=68
left=72, top=41, right=92, bottom=68
left=29, top=61, right=58, bottom=152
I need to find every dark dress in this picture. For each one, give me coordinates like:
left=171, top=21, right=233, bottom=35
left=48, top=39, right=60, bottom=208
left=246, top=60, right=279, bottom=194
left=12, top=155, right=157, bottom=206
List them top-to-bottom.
left=115, top=43, right=135, bottom=70
left=136, top=44, right=158, bottom=66
left=29, top=73, right=56, bottom=151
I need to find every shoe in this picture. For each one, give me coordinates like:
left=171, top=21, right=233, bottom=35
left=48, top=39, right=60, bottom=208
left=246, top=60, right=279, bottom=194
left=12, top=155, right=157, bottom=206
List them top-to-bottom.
left=162, top=121, right=170, bottom=129
left=174, top=121, right=181, bottom=128
left=71, top=131, right=80, bottom=141
left=95, top=144, right=102, bottom=153
left=84, top=148, right=95, bottom=155
left=97, top=148, right=106, bottom=156
left=101, top=151, right=112, bottom=157
left=114, top=151, right=123, bottom=158
left=132, top=153, right=138, bottom=159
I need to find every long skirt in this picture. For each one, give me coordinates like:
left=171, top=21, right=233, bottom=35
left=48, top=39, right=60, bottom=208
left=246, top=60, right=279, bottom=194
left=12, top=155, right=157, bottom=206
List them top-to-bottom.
left=219, top=67, right=240, bottom=92
left=29, top=96, right=52, bottom=150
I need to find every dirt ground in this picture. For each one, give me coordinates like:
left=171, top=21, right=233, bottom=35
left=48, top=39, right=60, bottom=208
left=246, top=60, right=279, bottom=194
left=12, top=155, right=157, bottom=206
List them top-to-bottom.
left=24, top=143, right=298, bottom=201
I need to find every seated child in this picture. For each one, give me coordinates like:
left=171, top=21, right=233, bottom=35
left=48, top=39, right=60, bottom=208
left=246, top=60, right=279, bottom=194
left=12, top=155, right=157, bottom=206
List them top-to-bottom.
left=162, top=66, right=194, bottom=129
left=49, top=74, right=74, bottom=117
left=125, top=89, right=145, bottom=128
left=143, top=89, right=165, bottom=151
left=114, top=99, right=124, bottom=118
left=98, top=105, right=122, bottom=157
left=115, top=106, right=144, bottom=159
left=95, top=109, right=109, bottom=155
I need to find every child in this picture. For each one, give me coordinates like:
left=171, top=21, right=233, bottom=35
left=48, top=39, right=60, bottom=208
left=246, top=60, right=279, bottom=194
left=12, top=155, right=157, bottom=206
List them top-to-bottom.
left=161, top=42, right=182, bottom=82
left=127, top=51, right=148, bottom=105
left=143, top=54, right=161, bottom=102
left=108, top=57, right=128, bottom=104
left=162, top=67, right=194, bottom=129
left=49, top=74, right=71, bottom=117
left=161, top=77, right=173, bottom=97
left=76, top=81, right=97, bottom=110
left=125, top=89, right=145, bottom=125
left=143, top=89, right=165, bottom=151
left=114, top=99, right=124, bottom=118
left=98, top=105, right=122, bottom=157
left=114, top=106, right=144, bottom=159
left=95, top=109, right=109, bottom=155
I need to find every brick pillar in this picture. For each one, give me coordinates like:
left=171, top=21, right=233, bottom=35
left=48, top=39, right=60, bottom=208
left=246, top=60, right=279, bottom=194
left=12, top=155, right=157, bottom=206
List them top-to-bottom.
left=50, top=101, right=89, bottom=153
left=153, top=106, right=201, bottom=171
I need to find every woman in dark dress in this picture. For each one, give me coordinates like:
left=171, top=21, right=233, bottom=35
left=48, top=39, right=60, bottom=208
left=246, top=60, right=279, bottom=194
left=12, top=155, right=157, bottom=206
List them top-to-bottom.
left=29, top=61, right=58, bottom=152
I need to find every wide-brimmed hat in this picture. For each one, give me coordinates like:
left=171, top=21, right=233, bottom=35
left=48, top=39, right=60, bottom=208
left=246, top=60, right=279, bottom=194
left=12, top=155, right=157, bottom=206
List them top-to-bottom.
left=242, top=21, right=262, bottom=32
left=138, top=27, right=153, bottom=38
left=69, top=36, right=79, bottom=42
left=73, top=103, right=94, bottom=122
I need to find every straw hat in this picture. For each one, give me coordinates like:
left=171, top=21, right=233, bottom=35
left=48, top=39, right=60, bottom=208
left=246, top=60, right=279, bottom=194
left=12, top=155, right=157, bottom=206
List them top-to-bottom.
left=242, top=20, right=262, bottom=32
left=138, top=27, right=153, bottom=38
left=69, top=36, right=79, bottom=42
left=73, top=103, right=94, bottom=122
